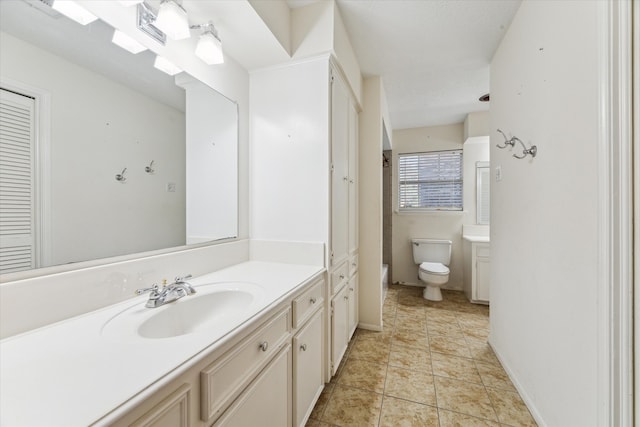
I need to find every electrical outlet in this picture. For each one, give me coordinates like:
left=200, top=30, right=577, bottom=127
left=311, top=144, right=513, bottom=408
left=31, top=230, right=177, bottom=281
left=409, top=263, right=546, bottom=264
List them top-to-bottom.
left=495, top=166, right=502, bottom=182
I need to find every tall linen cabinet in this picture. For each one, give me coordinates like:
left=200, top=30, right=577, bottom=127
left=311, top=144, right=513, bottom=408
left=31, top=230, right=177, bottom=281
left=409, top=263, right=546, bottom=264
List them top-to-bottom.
left=250, top=55, right=359, bottom=381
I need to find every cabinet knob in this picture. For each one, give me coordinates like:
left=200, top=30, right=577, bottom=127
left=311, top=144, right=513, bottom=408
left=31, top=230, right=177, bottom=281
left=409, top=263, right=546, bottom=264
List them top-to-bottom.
left=343, top=176, right=348, bottom=182
left=349, top=179, right=354, bottom=184
left=339, top=274, right=345, bottom=280
left=349, top=287, right=354, bottom=292
left=344, top=295, right=349, bottom=301
left=310, top=297, right=317, bottom=304
left=259, top=341, right=268, bottom=352
left=300, top=344, right=307, bottom=351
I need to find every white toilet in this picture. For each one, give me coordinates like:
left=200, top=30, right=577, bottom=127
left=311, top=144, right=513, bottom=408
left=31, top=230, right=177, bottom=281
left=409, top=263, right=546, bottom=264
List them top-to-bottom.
left=411, top=238, right=452, bottom=301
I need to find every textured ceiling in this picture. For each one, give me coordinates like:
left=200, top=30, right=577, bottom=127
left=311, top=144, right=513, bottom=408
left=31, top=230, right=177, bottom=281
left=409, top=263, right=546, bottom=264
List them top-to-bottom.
left=334, top=0, right=522, bottom=129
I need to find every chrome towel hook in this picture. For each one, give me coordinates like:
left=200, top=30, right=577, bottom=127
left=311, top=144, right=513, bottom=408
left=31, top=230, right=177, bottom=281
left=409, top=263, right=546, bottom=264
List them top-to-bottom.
left=495, top=129, right=537, bottom=160
left=145, top=160, right=155, bottom=174
left=115, top=168, right=127, bottom=182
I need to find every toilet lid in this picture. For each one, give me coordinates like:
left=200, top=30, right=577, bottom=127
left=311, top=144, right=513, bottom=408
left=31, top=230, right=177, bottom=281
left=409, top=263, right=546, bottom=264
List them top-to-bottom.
left=419, top=262, right=449, bottom=275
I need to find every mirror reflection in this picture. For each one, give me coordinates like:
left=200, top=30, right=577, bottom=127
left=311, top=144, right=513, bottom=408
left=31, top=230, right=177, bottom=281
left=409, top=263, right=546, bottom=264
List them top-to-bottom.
left=0, top=0, right=238, bottom=274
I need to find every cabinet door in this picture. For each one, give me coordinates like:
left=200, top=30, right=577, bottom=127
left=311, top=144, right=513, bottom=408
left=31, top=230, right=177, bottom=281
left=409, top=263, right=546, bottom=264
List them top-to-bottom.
left=331, top=73, right=350, bottom=267
left=348, top=102, right=358, bottom=255
left=476, top=257, right=490, bottom=302
left=347, top=274, right=358, bottom=340
left=331, top=285, right=349, bottom=375
left=293, top=309, right=324, bottom=427
left=214, top=345, right=291, bottom=427
left=130, top=384, right=190, bottom=427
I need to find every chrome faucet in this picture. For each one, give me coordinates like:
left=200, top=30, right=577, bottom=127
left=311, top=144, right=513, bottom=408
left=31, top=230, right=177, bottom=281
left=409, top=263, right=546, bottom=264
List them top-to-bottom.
left=135, top=274, right=196, bottom=308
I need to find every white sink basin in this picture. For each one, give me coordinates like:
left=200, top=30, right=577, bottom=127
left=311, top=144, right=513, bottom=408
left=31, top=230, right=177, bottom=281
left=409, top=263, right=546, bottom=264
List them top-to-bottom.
left=102, top=282, right=266, bottom=340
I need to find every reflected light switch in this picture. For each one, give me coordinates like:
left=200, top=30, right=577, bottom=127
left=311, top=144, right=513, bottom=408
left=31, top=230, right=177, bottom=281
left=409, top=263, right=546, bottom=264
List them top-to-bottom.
left=495, top=166, right=502, bottom=182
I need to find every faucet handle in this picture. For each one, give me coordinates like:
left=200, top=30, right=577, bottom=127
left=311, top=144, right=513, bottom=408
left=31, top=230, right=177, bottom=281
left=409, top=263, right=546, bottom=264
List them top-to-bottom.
left=174, top=274, right=192, bottom=283
left=135, top=284, right=160, bottom=296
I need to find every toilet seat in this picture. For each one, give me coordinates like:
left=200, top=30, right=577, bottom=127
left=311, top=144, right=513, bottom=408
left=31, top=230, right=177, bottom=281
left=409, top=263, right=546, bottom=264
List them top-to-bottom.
left=419, top=262, right=449, bottom=275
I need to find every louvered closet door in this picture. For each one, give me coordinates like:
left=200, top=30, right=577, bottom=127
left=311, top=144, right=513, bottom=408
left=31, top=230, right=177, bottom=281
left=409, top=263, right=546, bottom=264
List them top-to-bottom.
left=0, top=88, right=36, bottom=274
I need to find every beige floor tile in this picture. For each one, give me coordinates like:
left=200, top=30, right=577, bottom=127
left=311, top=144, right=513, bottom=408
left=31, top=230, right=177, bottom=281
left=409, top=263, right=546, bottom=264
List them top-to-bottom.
left=426, top=308, right=459, bottom=322
left=395, top=317, right=428, bottom=332
left=427, top=320, right=466, bottom=339
left=392, top=327, right=429, bottom=349
left=357, top=329, right=394, bottom=346
left=429, top=335, right=472, bottom=358
left=349, top=338, right=391, bottom=364
left=465, top=338, right=501, bottom=365
left=388, top=344, right=432, bottom=373
left=431, top=352, right=482, bottom=384
left=338, top=358, right=387, bottom=393
left=475, top=361, right=517, bottom=392
left=384, top=365, right=437, bottom=406
left=434, top=377, right=498, bottom=421
left=309, top=383, right=334, bottom=421
left=321, top=385, right=382, bottom=426
left=487, top=388, right=537, bottom=426
left=379, top=396, right=439, bottom=427
left=438, top=409, right=501, bottom=427
left=305, top=420, right=334, bottom=427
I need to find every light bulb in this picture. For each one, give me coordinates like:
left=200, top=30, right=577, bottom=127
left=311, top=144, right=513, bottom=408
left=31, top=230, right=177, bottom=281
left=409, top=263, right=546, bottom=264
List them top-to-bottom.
left=51, top=0, right=98, bottom=25
left=154, top=1, right=190, bottom=41
left=112, top=30, right=147, bottom=54
left=195, top=32, right=224, bottom=65
left=153, top=56, right=182, bottom=76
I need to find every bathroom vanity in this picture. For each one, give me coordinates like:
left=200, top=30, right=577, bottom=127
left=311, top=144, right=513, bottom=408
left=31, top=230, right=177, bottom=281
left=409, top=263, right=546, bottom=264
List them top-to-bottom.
left=463, top=236, right=491, bottom=304
left=0, top=261, right=326, bottom=427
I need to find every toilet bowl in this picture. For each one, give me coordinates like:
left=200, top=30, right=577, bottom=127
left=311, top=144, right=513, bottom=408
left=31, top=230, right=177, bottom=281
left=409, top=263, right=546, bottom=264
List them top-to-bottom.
left=411, top=239, right=452, bottom=301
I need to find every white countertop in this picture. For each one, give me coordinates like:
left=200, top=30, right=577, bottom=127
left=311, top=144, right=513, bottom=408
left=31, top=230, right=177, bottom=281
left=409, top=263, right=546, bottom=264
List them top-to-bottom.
left=463, top=235, right=490, bottom=243
left=0, top=261, right=324, bottom=427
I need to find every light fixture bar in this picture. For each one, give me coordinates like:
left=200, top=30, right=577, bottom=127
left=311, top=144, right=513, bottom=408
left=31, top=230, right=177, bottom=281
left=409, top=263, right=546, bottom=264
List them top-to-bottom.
left=51, top=0, right=98, bottom=25
left=136, top=2, right=166, bottom=45
left=112, top=29, right=147, bottom=54
left=153, top=56, right=182, bottom=76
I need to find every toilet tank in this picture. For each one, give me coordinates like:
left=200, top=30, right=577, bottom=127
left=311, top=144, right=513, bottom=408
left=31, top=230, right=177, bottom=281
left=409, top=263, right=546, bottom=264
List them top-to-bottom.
left=411, top=239, right=452, bottom=265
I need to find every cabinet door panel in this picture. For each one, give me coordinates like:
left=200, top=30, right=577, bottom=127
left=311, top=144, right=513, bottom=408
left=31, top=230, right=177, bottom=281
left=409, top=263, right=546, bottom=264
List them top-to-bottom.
left=331, top=73, right=350, bottom=266
left=476, top=257, right=490, bottom=302
left=347, top=274, right=358, bottom=340
left=331, top=286, right=349, bottom=375
left=293, top=309, right=324, bottom=427
left=214, top=345, right=291, bottom=427
left=131, top=384, right=190, bottom=427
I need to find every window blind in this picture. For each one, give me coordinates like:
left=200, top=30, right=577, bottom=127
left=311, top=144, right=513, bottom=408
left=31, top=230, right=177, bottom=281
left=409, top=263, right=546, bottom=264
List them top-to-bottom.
left=398, top=150, right=463, bottom=210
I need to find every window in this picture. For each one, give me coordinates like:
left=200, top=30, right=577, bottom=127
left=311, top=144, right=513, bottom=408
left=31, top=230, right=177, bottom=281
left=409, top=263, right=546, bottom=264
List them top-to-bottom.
left=398, top=150, right=463, bottom=210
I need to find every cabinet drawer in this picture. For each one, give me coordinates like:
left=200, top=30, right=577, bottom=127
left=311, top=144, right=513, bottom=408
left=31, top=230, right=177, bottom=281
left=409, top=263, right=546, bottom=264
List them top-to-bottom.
left=476, top=244, right=491, bottom=258
left=348, top=254, right=358, bottom=277
left=331, top=262, right=349, bottom=294
left=292, top=278, right=324, bottom=329
left=200, top=308, right=291, bottom=423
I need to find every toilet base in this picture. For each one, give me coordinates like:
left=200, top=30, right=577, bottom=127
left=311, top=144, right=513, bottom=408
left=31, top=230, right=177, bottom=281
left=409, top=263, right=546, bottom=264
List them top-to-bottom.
left=423, top=285, right=443, bottom=301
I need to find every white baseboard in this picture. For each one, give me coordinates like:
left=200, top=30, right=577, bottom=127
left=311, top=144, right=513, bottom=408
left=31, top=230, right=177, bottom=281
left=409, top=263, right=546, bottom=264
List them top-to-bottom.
left=357, top=322, right=384, bottom=332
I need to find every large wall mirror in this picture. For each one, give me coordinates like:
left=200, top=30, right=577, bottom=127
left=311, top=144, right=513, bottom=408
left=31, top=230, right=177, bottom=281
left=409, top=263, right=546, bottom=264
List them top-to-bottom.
left=0, top=1, right=238, bottom=277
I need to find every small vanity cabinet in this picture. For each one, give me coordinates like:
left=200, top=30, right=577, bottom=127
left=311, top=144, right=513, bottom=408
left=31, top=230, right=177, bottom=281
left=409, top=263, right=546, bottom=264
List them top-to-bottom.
left=463, top=238, right=491, bottom=304
left=110, top=275, right=326, bottom=427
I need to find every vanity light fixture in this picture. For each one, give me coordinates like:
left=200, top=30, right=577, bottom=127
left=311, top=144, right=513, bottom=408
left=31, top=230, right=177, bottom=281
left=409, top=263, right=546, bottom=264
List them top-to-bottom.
left=51, top=0, right=98, bottom=25
left=118, top=0, right=144, bottom=6
left=154, top=0, right=191, bottom=41
left=193, top=23, right=224, bottom=65
left=112, top=29, right=147, bottom=54
left=154, top=55, right=182, bottom=76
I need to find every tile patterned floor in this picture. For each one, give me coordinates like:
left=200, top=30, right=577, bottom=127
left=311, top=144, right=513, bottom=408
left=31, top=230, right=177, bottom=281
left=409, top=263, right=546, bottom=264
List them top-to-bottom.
left=307, top=285, right=537, bottom=427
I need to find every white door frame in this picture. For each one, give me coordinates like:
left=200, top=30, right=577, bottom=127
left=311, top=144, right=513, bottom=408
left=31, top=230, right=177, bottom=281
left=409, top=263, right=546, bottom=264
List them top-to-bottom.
left=596, top=0, right=634, bottom=425
left=633, top=0, right=639, bottom=423
left=0, top=77, right=52, bottom=268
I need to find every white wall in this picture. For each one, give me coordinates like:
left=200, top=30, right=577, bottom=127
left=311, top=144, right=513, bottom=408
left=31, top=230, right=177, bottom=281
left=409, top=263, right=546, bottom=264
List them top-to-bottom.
left=490, top=1, right=600, bottom=425
left=0, top=32, right=186, bottom=266
left=250, top=58, right=330, bottom=246
left=358, top=76, right=386, bottom=330
left=391, top=124, right=465, bottom=290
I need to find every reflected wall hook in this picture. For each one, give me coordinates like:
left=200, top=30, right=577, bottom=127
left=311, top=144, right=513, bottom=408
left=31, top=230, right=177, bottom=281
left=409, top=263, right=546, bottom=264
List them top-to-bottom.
left=495, top=129, right=537, bottom=159
left=145, top=160, right=155, bottom=174
left=115, top=168, right=127, bottom=182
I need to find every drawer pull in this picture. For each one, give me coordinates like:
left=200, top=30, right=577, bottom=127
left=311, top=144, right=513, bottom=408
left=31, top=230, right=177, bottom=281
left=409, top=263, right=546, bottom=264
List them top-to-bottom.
left=339, top=274, right=345, bottom=280
left=310, top=297, right=317, bottom=304
left=259, top=341, right=269, bottom=352
left=300, top=344, right=307, bottom=351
